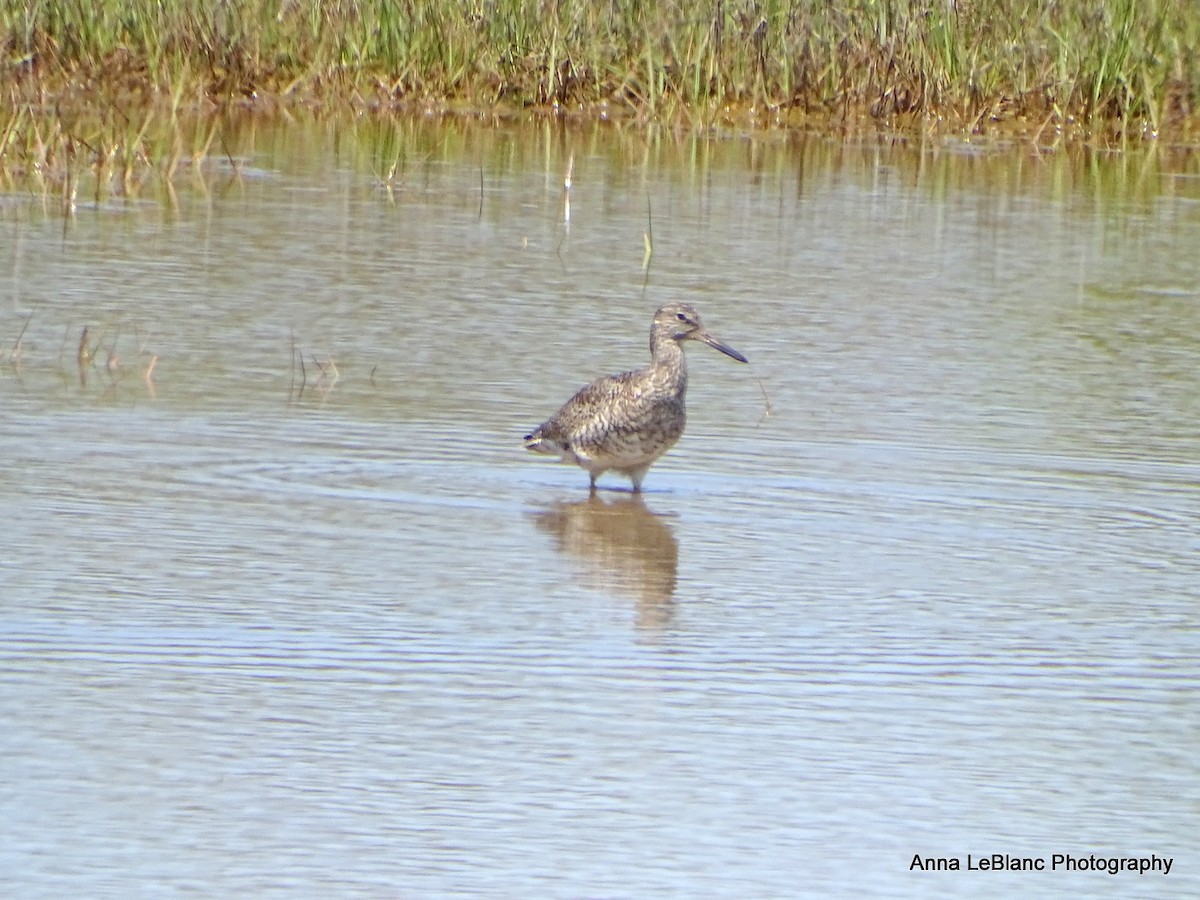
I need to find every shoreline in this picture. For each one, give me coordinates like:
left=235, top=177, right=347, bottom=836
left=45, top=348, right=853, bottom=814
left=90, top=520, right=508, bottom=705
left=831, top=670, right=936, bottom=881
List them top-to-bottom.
left=3, top=0, right=1198, bottom=196
left=2, top=97, right=1197, bottom=214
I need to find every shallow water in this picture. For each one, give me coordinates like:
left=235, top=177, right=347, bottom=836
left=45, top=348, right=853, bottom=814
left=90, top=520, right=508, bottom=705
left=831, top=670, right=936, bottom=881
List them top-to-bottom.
left=2, top=118, right=1199, bottom=897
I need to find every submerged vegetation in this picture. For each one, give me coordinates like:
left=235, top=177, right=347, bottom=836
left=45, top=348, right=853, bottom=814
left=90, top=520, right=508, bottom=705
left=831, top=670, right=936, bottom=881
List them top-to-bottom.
left=0, top=0, right=1197, bottom=196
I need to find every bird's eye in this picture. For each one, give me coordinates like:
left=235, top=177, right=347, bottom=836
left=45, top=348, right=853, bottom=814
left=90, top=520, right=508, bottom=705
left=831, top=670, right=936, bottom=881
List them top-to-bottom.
left=676, top=312, right=688, bottom=322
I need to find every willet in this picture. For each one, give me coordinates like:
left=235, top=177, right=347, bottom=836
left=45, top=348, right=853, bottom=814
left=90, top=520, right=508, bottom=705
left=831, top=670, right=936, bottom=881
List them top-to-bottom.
left=524, top=302, right=748, bottom=491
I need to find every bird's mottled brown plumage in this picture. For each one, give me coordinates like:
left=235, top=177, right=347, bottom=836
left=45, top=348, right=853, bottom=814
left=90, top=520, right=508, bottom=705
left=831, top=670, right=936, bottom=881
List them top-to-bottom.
left=524, top=302, right=747, bottom=491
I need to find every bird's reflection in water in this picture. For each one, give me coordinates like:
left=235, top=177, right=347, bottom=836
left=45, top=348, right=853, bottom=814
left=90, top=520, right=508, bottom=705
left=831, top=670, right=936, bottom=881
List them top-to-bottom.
left=530, top=493, right=678, bottom=629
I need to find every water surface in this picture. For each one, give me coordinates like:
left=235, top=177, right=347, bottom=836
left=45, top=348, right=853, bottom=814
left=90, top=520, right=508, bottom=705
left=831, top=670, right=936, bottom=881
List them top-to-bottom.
left=2, top=118, right=1199, bottom=897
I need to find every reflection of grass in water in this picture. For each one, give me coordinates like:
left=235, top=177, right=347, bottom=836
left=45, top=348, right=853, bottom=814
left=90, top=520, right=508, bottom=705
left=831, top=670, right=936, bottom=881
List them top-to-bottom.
left=1, top=0, right=1196, bottom=168
left=0, top=101, right=226, bottom=209
left=0, top=102, right=1191, bottom=233
left=2, top=316, right=159, bottom=400
left=2, top=321, right=395, bottom=413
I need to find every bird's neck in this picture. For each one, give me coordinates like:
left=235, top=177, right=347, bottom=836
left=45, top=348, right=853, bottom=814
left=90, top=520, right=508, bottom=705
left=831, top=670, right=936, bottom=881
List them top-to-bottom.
left=647, top=335, right=688, bottom=394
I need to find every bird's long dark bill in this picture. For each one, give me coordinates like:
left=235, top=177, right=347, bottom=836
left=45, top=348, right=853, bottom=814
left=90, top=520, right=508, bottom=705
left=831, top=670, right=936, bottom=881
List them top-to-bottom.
left=698, top=330, right=749, bottom=363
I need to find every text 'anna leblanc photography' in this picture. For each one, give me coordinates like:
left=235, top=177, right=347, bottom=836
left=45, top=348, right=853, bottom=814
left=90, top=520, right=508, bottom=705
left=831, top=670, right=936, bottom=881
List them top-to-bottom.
left=910, top=853, right=1174, bottom=875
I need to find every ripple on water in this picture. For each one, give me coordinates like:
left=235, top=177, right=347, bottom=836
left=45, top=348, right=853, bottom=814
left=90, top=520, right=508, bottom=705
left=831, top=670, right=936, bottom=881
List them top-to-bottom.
left=4, top=127, right=1200, bottom=897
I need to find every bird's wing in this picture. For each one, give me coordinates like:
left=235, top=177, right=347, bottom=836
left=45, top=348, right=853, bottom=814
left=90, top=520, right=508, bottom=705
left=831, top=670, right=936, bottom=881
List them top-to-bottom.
left=536, top=370, right=641, bottom=439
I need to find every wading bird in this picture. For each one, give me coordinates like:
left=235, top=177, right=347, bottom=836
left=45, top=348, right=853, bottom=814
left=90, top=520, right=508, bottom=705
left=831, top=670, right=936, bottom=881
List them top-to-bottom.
left=524, top=302, right=748, bottom=492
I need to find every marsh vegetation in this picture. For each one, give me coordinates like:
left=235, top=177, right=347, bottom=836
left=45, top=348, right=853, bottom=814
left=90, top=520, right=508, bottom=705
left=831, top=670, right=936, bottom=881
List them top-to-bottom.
left=1, top=0, right=1197, bottom=199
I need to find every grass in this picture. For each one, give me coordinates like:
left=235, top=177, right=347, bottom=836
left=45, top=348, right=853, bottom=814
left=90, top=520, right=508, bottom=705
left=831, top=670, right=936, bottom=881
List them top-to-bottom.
left=0, top=0, right=1197, bottom=194
left=5, top=0, right=1196, bottom=124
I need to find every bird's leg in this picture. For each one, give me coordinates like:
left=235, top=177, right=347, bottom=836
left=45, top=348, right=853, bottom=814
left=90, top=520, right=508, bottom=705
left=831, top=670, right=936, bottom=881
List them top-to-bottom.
left=630, top=466, right=648, bottom=493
